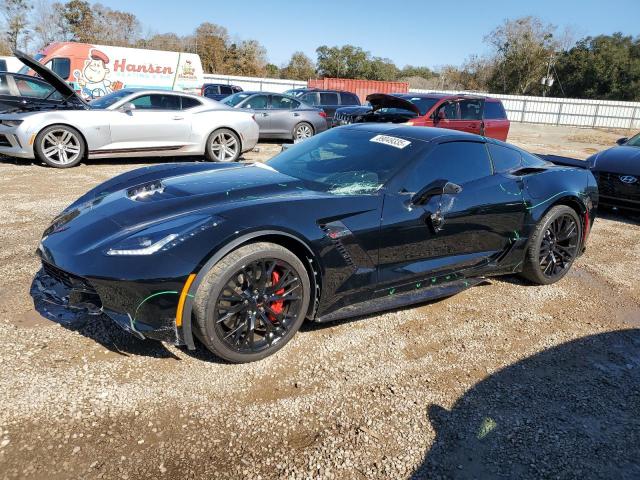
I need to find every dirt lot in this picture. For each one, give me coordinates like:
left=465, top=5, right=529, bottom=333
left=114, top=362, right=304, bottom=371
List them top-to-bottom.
left=0, top=123, right=639, bottom=479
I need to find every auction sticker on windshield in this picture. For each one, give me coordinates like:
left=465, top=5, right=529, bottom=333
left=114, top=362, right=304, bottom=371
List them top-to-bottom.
left=369, top=135, right=411, bottom=149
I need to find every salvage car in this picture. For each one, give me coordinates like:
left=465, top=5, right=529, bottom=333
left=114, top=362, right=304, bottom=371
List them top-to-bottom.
left=0, top=51, right=259, bottom=167
left=1, top=71, right=85, bottom=112
left=284, top=88, right=361, bottom=127
left=222, top=91, right=328, bottom=140
left=334, top=93, right=510, bottom=141
left=32, top=124, right=597, bottom=362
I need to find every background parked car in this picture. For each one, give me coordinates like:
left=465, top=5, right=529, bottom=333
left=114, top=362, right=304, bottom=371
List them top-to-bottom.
left=0, top=51, right=259, bottom=167
left=0, top=55, right=23, bottom=72
left=0, top=71, right=85, bottom=112
left=201, top=83, right=243, bottom=101
left=285, top=88, right=360, bottom=127
left=223, top=91, right=328, bottom=140
left=334, top=93, right=510, bottom=141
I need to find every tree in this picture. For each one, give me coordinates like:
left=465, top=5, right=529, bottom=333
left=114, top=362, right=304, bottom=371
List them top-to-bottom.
left=1, top=0, right=32, bottom=50
left=32, top=0, right=61, bottom=49
left=57, top=0, right=95, bottom=43
left=92, top=3, right=140, bottom=46
left=486, top=16, right=561, bottom=95
left=194, top=22, right=228, bottom=74
left=552, top=33, right=640, bottom=101
left=0, top=35, right=11, bottom=55
left=225, top=40, right=267, bottom=76
left=316, top=45, right=400, bottom=80
left=280, top=51, right=315, bottom=80
left=264, top=63, right=280, bottom=78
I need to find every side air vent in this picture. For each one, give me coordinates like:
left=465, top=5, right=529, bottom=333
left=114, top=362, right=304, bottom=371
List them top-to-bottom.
left=320, top=221, right=355, bottom=266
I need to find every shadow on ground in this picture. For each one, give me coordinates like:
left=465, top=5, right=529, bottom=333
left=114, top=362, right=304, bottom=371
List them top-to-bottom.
left=412, top=329, right=640, bottom=479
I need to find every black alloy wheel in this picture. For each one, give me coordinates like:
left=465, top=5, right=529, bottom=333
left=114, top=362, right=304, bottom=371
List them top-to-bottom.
left=521, top=205, right=582, bottom=285
left=193, top=242, right=310, bottom=362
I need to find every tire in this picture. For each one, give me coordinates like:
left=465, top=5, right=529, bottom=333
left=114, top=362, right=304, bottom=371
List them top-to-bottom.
left=292, top=122, right=314, bottom=141
left=34, top=125, right=86, bottom=168
left=205, top=128, right=241, bottom=162
left=521, top=205, right=582, bottom=285
left=193, top=242, right=311, bottom=363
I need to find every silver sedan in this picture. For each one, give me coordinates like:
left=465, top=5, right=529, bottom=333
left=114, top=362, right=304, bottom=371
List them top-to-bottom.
left=0, top=52, right=259, bottom=168
left=222, top=91, right=328, bottom=141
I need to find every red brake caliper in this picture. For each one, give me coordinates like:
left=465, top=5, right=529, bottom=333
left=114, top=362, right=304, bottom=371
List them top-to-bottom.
left=268, top=270, right=285, bottom=322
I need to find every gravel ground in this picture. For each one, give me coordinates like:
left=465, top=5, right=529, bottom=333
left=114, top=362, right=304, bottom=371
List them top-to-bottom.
left=0, top=124, right=639, bottom=479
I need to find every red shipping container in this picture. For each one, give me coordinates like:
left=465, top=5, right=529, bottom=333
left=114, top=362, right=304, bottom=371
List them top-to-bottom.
left=307, top=78, right=409, bottom=103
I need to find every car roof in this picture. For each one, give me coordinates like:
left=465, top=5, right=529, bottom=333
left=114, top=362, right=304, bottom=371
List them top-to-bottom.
left=115, top=88, right=204, bottom=99
left=397, top=92, right=502, bottom=102
left=341, top=123, right=480, bottom=143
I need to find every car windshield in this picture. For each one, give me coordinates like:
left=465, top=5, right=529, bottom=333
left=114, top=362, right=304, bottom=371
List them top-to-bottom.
left=89, top=90, right=132, bottom=109
left=223, top=92, right=253, bottom=107
left=402, top=97, right=439, bottom=115
left=266, top=128, right=426, bottom=195
left=625, top=133, right=640, bottom=147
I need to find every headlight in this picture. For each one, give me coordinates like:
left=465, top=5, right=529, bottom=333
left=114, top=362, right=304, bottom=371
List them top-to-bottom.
left=1, top=119, right=23, bottom=127
left=106, top=214, right=223, bottom=256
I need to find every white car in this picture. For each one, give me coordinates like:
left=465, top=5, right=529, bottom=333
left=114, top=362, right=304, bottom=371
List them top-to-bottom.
left=0, top=52, right=259, bottom=168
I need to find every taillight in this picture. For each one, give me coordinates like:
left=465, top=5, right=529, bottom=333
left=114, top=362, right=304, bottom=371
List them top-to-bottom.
left=318, top=111, right=327, bottom=118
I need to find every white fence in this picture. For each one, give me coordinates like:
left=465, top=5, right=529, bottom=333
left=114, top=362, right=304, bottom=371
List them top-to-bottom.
left=205, top=74, right=640, bottom=130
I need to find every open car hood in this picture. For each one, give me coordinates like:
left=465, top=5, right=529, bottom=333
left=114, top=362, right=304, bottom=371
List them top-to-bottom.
left=13, top=49, right=84, bottom=104
left=365, top=93, right=420, bottom=115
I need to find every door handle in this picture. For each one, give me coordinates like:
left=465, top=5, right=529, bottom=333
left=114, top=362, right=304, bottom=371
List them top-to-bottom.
left=293, top=112, right=300, bottom=116
left=261, top=113, right=269, bottom=117
left=172, top=115, right=184, bottom=120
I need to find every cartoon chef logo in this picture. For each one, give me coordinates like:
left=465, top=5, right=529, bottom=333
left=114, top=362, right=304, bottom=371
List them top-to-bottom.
left=73, top=48, right=117, bottom=99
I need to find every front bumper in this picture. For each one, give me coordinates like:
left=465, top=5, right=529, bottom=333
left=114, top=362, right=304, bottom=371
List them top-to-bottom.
left=0, top=129, right=34, bottom=158
left=31, top=259, right=187, bottom=345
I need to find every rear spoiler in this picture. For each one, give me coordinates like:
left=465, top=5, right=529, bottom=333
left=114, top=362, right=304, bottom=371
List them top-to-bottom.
left=539, top=154, right=591, bottom=169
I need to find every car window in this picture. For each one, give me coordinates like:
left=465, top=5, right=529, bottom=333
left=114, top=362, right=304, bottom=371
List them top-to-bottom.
left=45, top=57, right=71, bottom=80
left=0, top=60, right=7, bottom=72
left=0, top=74, right=9, bottom=94
left=14, top=76, right=57, bottom=99
left=204, top=85, right=219, bottom=96
left=220, top=85, right=232, bottom=94
left=232, top=86, right=242, bottom=93
left=223, top=92, right=252, bottom=107
left=301, top=92, right=319, bottom=106
left=319, top=92, right=339, bottom=105
left=340, top=93, right=360, bottom=106
left=131, top=94, right=181, bottom=110
left=242, top=94, right=268, bottom=109
left=270, top=95, right=300, bottom=109
left=181, top=96, right=201, bottom=109
left=404, top=97, right=439, bottom=116
left=459, top=99, right=483, bottom=120
left=436, top=100, right=459, bottom=120
left=484, top=101, right=507, bottom=120
left=406, top=141, right=492, bottom=191
left=487, top=143, right=522, bottom=173
left=521, top=151, right=550, bottom=168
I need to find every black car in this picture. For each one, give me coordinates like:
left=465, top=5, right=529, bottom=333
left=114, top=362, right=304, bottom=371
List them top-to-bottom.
left=0, top=71, right=84, bottom=112
left=201, top=83, right=243, bottom=101
left=285, top=88, right=360, bottom=127
left=32, top=125, right=597, bottom=363
left=588, top=133, right=640, bottom=211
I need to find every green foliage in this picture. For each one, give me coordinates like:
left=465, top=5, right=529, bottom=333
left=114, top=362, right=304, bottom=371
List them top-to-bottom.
left=552, top=33, right=640, bottom=101
left=280, top=51, right=315, bottom=80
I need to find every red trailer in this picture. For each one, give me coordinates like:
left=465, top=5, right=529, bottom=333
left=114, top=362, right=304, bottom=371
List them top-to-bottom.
left=307, top=78, right=409, bottom=103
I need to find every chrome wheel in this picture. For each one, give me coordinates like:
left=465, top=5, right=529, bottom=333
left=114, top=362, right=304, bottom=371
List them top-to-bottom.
left=294, top=123, right=313, bottom=140
left=40, top=128, right=82, bottom=166
left=209, top=131, right=239, bottom=162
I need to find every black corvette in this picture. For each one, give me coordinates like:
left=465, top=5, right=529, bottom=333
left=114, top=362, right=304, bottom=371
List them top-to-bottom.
left=33, top=125, right=597, bottom=362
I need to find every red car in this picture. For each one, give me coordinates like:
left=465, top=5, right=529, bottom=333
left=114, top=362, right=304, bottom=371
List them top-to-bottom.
left=333, top=93, right=510, bottom=141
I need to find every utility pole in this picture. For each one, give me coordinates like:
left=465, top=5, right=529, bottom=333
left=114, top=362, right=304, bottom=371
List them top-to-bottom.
left=542, top=53, right=554, bottom=97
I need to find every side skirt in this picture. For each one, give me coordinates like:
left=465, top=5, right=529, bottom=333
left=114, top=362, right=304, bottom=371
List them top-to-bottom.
left=314, top=277, right=487, bottom=323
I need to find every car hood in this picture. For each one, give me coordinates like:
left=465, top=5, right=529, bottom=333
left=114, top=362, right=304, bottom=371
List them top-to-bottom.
left=13, top=49, right=84, bottom=104
left=366, top=93, right=420, bottom=115
left=591, top=146, right=640, bottom=175
left=39, top=163, right=316, bottom=257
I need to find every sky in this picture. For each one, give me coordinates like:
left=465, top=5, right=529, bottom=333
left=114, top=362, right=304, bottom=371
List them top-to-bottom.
left=97, top=0, right=638, bottom=68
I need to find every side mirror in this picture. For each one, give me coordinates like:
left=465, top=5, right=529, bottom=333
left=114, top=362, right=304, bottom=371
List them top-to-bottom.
left=121, top=102, right=136, bottom=114
left=436, top=110, right=446, bottom=121
left=616, top=137, right=628, bottom=146
left=411, top=180, right=462, bottom=205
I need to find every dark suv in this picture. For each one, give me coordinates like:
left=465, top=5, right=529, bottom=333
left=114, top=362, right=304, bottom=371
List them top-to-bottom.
left=201, top=83, right=243, bottom=101
left=284, top=88, right=360, bottom=127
